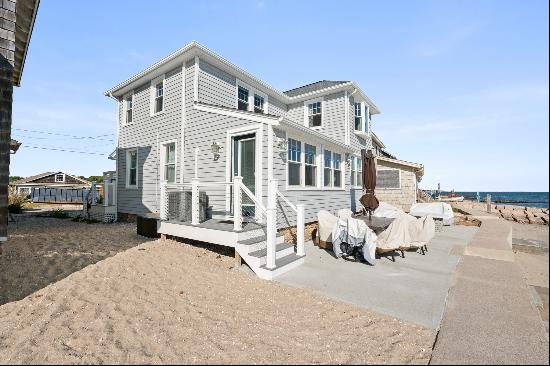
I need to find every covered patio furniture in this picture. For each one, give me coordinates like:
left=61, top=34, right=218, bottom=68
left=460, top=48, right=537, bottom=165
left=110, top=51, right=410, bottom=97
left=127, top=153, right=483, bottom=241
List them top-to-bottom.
left=410, top=202, right=454, bottom=226
left=337, top=208, right=353, bottom=219
left=317, top=210, right=338, bottom=250
left=332, top=216, right=377, bottom=265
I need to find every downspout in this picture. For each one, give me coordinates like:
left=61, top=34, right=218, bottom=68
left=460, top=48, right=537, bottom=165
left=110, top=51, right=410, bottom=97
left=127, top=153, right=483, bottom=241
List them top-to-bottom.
left=108, top=92, right=119, bottom=220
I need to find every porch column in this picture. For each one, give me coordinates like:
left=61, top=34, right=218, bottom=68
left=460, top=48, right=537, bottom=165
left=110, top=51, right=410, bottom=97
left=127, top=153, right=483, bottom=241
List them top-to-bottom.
left=233, top=176, right=242, bottom=231
left=191, top=178, right=199, bottom=225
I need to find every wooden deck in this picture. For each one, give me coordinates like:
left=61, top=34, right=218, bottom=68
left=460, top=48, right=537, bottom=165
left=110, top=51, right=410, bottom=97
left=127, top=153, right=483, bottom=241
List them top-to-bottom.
left=157, top=218, right=266, bottom=247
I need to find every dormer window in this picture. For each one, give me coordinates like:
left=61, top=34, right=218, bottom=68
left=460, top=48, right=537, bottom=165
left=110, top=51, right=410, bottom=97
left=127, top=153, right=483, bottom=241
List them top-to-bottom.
left=155, top=82, right=164, bottom=113
left=238, top=86, right=249, bottom=111
left=254, top=94, right=264, bottom=113
left=126, top=97, right=133, bottom=124
left=308, top=101, right=322, bottom=127
left=354, top=102, right=363, bottom=131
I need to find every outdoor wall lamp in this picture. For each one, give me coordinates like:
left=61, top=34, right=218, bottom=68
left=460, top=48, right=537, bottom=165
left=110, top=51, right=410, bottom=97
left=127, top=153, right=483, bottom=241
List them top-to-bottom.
left=276, top=137, right=288, bottom=151
left=211, top=141, right=222, bottom=161
left=345, top=153, right=353, bottom=167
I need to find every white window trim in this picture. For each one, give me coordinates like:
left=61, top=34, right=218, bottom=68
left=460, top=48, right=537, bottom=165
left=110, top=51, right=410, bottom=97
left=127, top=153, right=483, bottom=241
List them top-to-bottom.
left=150, top=74, right=165, bottom=117
left=236, top=79, right=269, bottom=114
left=123, top=91, right=134, bottom=126
left=303, top=97, right=324, bottom=130
left=354, top=102, right=363, bottom=132
left=285, top=134, right=345, bottom=191
left=160, top=140, right=178, bottom=184
left=303, top=143, right=317, bottom=188
left=126, top=148, right=139, bottom=189
left=332, top=152, right=344, bottom=189
left=350, top=155, right=363, bottom=189
left=377, top=168, right=401, bottom=190
left=55, top=173, right=65, bottom=183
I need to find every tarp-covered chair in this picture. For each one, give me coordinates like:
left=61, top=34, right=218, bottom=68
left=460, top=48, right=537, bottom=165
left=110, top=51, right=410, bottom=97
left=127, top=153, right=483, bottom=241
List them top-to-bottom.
left=337, top=208, right=353, bottom=219
left=317, top=210, right=338, bottom=250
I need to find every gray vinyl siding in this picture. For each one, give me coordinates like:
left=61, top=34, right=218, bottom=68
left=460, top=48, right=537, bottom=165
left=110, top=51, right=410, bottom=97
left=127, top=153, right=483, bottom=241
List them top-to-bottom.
left=198, top=60, right=236, bottom=108
left=184, top=63, right=260, bottom=214
left=117, top=66, right=183, bottom=216
left=321, top=91, right=346, bottom=142
left=268, top=96, right=287, bottom=117
left=286, top=102, right=303, bottom=124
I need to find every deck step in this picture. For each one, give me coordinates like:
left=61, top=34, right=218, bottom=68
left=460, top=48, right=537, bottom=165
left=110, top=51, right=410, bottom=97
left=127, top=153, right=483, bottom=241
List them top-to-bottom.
left=238, top=233, right=283, bottom=246
left=248, top=243, right=294, bottom=258
left=255, top=253, right=306, bottom=279
left=259, top=253, right=305, bottom=271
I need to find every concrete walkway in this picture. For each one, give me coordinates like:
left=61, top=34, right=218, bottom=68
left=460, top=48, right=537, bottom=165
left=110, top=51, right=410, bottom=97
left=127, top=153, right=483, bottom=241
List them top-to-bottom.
left=431, top=219, right=549, bottom=364
left=276, top=226, right=478, bottom=329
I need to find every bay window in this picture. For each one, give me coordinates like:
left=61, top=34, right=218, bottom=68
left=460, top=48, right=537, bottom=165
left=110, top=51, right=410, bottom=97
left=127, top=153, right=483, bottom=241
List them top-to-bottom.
left=288, top=138, right=301, bottom=186
left=304, top=144, right=317, bottom=186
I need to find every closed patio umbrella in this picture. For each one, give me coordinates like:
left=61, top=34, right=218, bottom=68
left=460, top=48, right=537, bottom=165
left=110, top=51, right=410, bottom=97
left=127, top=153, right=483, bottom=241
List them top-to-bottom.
left=359, top=149, right=379, bottom=216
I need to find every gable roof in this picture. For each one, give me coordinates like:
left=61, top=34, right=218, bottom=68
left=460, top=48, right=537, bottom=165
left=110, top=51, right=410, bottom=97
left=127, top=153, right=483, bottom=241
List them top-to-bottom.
left=104, top=41, right=380, bottom=114
left=284, top=80, right=350, bottom=97
left=11, top=172, right=91, bottom=185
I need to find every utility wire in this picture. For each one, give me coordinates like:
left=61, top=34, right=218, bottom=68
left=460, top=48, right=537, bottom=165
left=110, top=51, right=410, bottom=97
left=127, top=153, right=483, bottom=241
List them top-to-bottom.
left=13, top=128, right=115, bottom=142
left=12, top=134, right=116, bottom=147
left=22, top=145, right=110, bottom=156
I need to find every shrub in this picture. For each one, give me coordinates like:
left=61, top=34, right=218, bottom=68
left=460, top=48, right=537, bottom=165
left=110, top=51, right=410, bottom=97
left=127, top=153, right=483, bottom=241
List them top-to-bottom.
left=8, top=189, right=28, bottom=214
left=50, top=208, right=69, bottom=219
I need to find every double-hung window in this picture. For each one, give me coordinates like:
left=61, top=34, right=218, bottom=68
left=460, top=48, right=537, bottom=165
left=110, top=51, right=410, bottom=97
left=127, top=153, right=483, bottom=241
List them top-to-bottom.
left=155, top=82, right=164, bottom=113
left=238, top=86, right=249, bottom=111
left=254, top=94, right=264, bottom=113
left=126, top=96, right=133, bottom=124
left=308, top=101, right=322, bottom=127
left=355, top=102, right=363, bottom=131
left=288, top=138, right=302, bottom=186
left=164, top=143, right=176, bottom=183
left=304, top=144, right=317, bottom=187
left=127, top=149, right=138, bottom=187
left=323, top=149, right=332, bottom=187
left=333, top=153, right=342, bottom=187
left=351, top=156, right=362, bottom=187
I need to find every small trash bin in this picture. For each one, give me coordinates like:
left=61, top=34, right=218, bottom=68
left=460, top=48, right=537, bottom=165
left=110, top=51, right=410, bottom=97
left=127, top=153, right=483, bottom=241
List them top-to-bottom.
left=137, top=213, right=159, bottom=238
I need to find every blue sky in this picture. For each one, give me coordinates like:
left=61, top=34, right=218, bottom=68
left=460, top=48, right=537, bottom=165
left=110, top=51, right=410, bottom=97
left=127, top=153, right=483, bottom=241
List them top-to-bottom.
left=11, top=0, right=549, bottom=191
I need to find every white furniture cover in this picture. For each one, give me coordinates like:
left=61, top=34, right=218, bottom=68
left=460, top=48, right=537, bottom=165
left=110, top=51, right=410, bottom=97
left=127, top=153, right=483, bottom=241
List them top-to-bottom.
left=373, top=202, right=408, bottom=219
left=409, top=202, right=454, bottom=225
left=337, top=208, right=353, bottom=219
left=317, top=210, right=339, bottom=243
left=377, top=214, right=436, bottom=251
left=332, top=217, right=377, bottom=265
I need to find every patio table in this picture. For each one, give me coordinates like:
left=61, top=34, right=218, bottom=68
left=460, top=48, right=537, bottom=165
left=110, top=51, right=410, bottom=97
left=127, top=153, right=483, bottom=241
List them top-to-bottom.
left=354, top=215, right=394, bottom=233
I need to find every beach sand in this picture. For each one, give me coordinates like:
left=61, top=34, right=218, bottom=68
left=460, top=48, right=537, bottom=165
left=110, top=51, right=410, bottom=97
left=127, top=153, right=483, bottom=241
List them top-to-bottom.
left=0, top=218, right=434, bottom=364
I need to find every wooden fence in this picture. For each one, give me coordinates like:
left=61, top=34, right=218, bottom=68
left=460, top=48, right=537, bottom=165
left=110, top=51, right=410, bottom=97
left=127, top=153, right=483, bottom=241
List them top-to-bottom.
left=31, top=187, right=91, bottom=203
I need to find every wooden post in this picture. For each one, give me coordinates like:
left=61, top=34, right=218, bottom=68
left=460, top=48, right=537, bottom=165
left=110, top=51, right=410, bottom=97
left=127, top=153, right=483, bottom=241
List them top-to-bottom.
left=0, top=53, right=14, bottom=244
left=486, top=194, right=492, bottom=213
left=296, top=204, right=305, bottom=256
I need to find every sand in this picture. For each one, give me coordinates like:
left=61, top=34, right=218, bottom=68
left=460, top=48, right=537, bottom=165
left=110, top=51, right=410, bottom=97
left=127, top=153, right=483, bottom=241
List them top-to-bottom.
left=1, top=216, right=149, bottom=305
left=0, top=218, right=434, bottom=364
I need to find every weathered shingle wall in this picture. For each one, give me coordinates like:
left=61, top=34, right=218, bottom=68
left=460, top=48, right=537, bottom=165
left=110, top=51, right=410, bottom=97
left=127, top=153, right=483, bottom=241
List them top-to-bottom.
left=0, top=0, right=16, bottom=65
left=375, top=159, right=418, bottom=212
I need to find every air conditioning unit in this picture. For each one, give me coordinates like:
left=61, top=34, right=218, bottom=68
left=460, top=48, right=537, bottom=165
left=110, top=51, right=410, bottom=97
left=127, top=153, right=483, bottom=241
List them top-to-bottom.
left=167, top=190, right=208, bottom=223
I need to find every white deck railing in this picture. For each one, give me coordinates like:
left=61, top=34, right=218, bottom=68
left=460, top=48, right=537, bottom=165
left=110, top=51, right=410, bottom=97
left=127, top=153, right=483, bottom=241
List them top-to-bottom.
left=159, top=177, right=305, bottom=268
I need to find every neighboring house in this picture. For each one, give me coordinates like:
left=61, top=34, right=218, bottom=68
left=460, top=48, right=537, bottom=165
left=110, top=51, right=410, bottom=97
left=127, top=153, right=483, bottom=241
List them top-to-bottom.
left=1, top=0, right=40, bottom=241
left=104, top=41, right=422, bottom=278
left=371, top=132, right=424, bottom=211
left=11, top=172, right=91, bottom=196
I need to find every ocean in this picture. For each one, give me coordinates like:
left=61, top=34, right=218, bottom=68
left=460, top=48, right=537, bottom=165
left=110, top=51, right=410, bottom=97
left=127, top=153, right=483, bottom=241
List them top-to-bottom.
left=442, top=192, right=549, bottom=209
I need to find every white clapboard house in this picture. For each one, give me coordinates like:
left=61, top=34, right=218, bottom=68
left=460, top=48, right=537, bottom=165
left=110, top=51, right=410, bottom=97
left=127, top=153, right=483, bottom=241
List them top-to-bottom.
left=105, top=42, right=423, bottom=279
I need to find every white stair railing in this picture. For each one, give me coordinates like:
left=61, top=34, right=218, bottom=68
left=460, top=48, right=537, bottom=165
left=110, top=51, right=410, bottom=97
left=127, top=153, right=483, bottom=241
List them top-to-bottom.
left=276, top=188, right=305, bottom=256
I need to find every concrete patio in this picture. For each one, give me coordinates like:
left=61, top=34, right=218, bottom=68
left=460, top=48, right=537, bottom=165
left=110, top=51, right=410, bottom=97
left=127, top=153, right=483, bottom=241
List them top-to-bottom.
left=276, top=225, right=479, bottom=329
